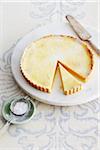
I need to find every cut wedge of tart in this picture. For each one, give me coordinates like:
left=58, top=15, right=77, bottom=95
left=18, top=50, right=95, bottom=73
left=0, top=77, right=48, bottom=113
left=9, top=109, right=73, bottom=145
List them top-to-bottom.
left=20, top=35, right=93, bottom=94
left=58, top=64, right=82, bottom=95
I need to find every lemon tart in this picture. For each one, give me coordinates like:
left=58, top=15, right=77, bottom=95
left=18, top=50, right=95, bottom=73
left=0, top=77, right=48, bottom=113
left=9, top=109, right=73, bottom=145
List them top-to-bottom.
left=20, top=35, right=93, bottom=94
left=58, top=64, right=82, bottom=95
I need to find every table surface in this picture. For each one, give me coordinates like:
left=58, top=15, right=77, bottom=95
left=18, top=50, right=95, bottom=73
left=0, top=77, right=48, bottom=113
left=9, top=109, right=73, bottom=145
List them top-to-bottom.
left=0, top=1, right=100, bottom=150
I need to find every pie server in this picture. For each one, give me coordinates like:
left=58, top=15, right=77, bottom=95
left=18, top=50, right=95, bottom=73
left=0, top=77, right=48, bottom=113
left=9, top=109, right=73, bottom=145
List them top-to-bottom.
left=66, top=15, right=100, bottom=56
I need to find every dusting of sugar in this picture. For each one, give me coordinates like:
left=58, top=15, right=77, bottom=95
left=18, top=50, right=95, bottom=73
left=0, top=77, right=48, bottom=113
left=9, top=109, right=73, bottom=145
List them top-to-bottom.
left=13, top=102, right=28, bottom=115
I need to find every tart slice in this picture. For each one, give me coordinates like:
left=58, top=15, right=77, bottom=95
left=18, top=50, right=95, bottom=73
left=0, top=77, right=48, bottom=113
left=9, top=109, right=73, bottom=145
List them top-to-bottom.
left=58, top=64, right=82, bottom=95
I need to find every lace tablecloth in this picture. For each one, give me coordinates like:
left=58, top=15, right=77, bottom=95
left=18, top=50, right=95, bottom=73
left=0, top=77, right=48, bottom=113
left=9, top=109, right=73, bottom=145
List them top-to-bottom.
left=0, top=1, right=99, bottom=150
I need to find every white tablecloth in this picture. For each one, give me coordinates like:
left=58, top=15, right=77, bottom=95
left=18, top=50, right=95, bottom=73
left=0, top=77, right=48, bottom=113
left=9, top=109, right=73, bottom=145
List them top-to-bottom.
left=0, top=1, right=100, bottom=150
